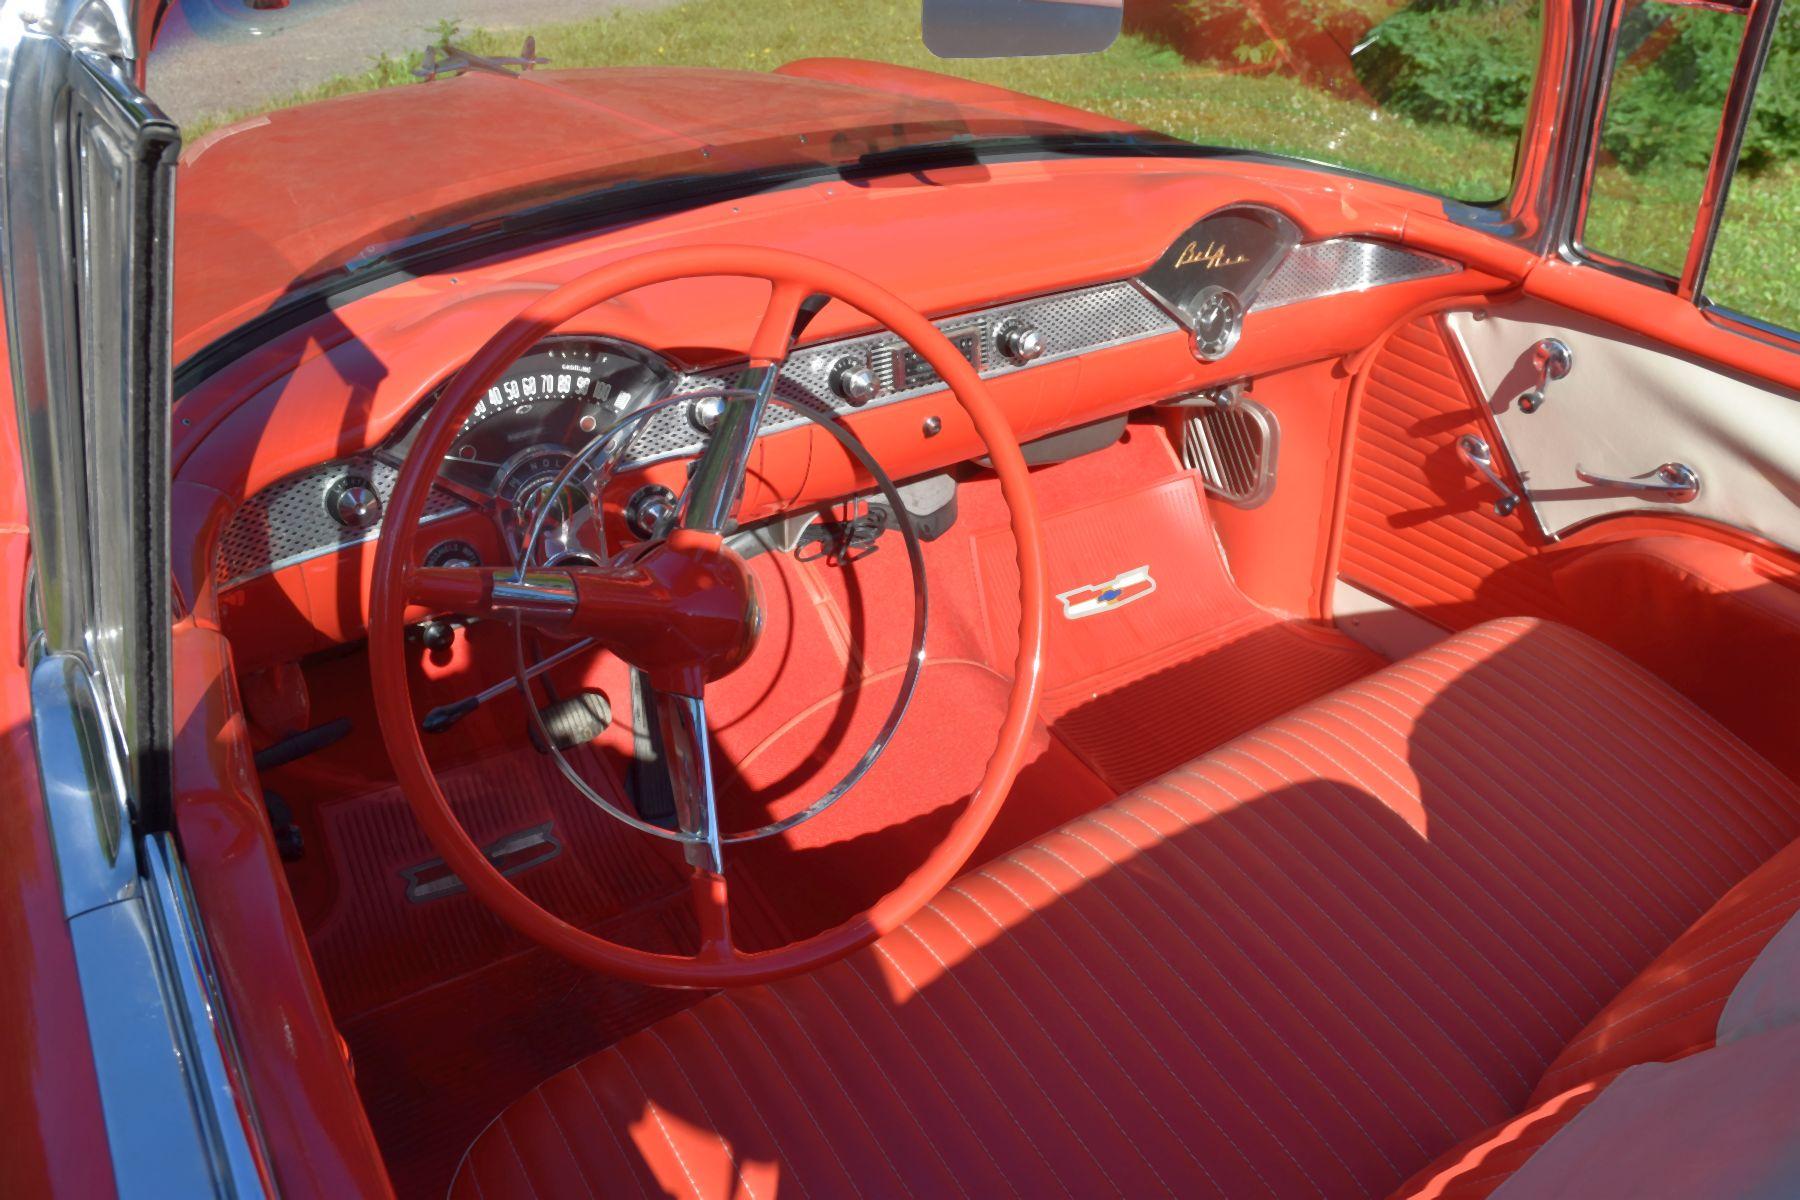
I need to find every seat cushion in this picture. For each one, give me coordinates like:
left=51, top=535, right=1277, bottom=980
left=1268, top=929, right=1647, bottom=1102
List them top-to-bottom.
left=452, top=618, right=1800, bottom=1199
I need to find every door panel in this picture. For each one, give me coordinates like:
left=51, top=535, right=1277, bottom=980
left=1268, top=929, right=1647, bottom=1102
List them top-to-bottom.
left=1447, top=301, right=1800, bottom=552
left=1336, top=309, right=1800, bottom=779
left=1337, top=314, right=1561, bottom=629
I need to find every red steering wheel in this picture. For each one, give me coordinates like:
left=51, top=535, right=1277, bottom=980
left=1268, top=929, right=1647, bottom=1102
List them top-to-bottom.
left=369, top=245, right=1046, bottom=987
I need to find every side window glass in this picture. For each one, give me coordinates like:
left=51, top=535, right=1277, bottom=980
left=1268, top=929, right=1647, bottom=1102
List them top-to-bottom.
left=1580, top=0, right=1744, bottom=277
left=1706, top=9, right=1798, bottom=330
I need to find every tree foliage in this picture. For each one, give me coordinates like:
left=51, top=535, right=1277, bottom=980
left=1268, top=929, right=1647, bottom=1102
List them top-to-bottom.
left=1357, top=0, right=1800, bottom=174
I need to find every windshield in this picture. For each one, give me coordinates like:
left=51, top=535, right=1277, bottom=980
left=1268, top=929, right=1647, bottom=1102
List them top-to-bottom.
left=149, top=0, right=1539, bottom=365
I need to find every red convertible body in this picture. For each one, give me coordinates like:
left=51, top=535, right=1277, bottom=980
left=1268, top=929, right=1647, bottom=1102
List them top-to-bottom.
left=4, top=1, right=1800, bottom=1197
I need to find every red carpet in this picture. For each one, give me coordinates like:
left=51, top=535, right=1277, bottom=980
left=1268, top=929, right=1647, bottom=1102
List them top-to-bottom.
left=976, top=469, right=1384, bottom=791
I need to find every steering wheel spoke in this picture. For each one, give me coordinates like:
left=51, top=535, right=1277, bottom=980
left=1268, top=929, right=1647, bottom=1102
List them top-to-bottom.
left=748, top=280, right=812, bottom=366
left=406, top=564, right=578, bottom=625
left=653, top=689, right=739, bottom=962
left=654, top=690, right=724, bottom=874
left=688, top=868, right=734, bottom=963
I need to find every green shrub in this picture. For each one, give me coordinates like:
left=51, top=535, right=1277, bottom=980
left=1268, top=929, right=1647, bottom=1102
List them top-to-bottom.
left=1354, top=0, right=1539, bottom=136
left=1360, top=0, right=1800, bottom=175
left=1602, top=4, right=1800, bottom=173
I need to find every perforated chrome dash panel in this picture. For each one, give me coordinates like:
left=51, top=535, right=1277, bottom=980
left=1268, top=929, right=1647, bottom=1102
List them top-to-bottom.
left=1252, top=238, right=1456, bottom=311
left=622, top=280, right=1180, bottom=467
left=214, top=455, right=469, bottom=589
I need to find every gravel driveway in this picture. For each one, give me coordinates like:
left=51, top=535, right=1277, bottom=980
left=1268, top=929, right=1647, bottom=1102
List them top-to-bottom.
left=147, top=0, right=674, bottom=129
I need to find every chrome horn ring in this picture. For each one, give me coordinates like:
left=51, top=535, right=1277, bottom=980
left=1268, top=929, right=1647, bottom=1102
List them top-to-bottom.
left=508, top=392, right=929, bottom=849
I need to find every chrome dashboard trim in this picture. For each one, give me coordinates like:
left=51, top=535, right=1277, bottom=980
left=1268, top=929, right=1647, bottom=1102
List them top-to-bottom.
left=1251, top=238, right=1457, bottom=310
left=214, top=242, right=1462, bottom=589
left=632, top=278, right=1182, bottom=468
left=215, top=454, right=471, bottom=590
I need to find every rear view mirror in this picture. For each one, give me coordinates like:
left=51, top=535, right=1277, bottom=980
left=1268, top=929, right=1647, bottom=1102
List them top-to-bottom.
left=923, top=0, right=1122, bottom=58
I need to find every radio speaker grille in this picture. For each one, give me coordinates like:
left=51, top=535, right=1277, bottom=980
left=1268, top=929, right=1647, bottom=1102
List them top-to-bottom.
left=1181, top=394, right=1279, bottom=508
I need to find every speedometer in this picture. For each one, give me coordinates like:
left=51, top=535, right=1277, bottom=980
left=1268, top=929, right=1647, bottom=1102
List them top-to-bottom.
left=437, top=337, right=674, bottom=493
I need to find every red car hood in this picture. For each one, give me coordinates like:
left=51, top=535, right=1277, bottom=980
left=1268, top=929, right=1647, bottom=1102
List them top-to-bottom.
left=171, top=61, right=1132, bottom=362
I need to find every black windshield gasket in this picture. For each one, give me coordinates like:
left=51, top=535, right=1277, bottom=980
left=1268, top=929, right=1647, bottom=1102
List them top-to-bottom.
left=170, top=135, right=1463, bottom=399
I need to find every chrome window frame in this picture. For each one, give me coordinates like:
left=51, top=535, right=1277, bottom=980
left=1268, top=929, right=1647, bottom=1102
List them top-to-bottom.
left=1554, top=0, right=1800, bottom=348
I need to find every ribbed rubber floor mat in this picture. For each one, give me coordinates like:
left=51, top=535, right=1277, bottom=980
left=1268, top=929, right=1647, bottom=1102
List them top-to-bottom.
left=978, top=472, right=1383, bottom=791
left=311, top=744, right=791, bottom=1199
left=307, top=745, right=683, bottom=1021
left=344, top=900, right=700, bottom=1200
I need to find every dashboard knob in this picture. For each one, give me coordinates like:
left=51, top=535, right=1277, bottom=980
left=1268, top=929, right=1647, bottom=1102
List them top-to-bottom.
left=996, top=319, right=1044, bottom=365
left=829, top=356, right=876, bottom=405
left=689, top=393, right=728, bottom=433
left=325, top=475, right=382, bottom=529
left=624, top=485, right=678, bottom=540
left=424, top=539, right=481, bottom=570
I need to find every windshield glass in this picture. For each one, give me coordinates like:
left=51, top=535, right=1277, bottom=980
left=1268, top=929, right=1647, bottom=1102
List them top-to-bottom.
left=150, top=0, right=1539, bottom=364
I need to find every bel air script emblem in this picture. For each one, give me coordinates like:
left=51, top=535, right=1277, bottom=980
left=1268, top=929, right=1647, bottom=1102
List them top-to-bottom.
left=1173, top=239, right=1250, bottom=271
left=1057, top=566, right=1157, bottom=620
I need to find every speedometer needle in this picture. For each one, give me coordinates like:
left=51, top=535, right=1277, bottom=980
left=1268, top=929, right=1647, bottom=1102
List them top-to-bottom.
left=445, top=454, right=506, bottom=468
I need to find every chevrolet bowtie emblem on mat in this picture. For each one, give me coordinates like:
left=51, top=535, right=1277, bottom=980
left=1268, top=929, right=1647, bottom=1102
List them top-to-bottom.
left=1057, top=566, right=1156, bottom=620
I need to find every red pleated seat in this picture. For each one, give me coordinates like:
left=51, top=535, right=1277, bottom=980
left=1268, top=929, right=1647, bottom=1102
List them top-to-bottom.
left=451, top=618, right=1800, bottom=1198
left=1528, top=836, right=1800, bottom=1103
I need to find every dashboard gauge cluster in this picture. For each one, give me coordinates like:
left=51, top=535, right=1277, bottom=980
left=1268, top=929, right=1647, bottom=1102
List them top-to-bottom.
left=433, top=336, right=677, bottom=498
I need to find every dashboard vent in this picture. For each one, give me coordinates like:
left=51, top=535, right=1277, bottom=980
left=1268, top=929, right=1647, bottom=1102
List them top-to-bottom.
left=1180, top=391, right=1279, bottom=508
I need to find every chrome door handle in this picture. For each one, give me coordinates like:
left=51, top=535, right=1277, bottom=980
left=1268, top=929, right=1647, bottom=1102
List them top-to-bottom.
left=1517, top=338, right=1573, bottom=414
left=1456, top=434, right=1520, bottom=517
left=1574, top=461, right=1700, bottom=503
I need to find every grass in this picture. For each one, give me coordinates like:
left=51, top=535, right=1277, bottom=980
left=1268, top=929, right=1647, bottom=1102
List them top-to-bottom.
left=187, top=0, right=1799, bottom=331
left=1583, top=159, right=1800, bottom=330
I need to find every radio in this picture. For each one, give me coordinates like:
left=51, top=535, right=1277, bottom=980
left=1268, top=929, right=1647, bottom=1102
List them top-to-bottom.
left=875, top=325, right=985, bottom=392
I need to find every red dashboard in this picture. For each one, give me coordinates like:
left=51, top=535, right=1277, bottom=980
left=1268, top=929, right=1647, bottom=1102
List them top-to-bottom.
left=170, top=154, right=1515, bottom=668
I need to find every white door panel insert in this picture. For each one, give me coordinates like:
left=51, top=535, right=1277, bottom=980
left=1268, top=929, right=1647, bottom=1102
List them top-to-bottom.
left=1444, top=300, right=1800, bottom=553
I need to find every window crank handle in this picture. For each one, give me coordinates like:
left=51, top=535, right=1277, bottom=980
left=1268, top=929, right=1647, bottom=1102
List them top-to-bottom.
left=1517, top=338, right=1573, bottom=414
left=1456, top=435, right=1521, bottom=518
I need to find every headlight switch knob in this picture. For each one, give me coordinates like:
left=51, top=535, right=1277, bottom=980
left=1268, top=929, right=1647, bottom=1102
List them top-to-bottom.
left=325, top=474, right=382, bottom=529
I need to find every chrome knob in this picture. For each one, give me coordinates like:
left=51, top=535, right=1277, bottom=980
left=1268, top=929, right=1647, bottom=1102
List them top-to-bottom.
left=996, top=319, right=1044, bottom=365
left=829, top=356, right=876, bottom=405
left=689, top=393, right=728, bottom=432
left=325, top=476, right=382, bottom=528
left=624, top=485, right=678, bottom=540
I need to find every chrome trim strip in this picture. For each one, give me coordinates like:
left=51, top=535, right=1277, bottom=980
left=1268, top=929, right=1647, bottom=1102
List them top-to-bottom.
left=637, top=279, right=1181, bottom=469
left=1705, top=302, right=1800, bottom=348
left=220, top=504, right=465, bottom=591
left=30, top=653, right=134, bottom=915
left=31, top=653, right=269, bottom=1199
left=141, top=832, right=271, bottom=1197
